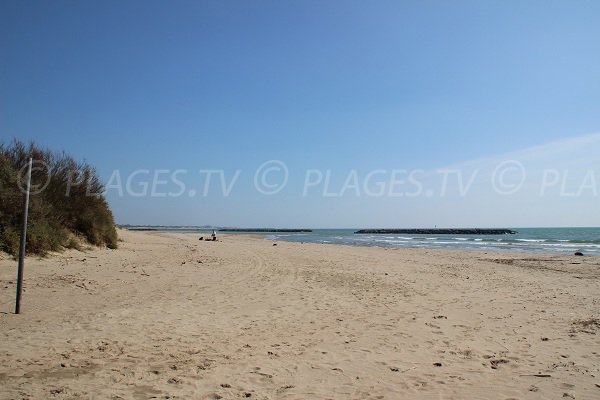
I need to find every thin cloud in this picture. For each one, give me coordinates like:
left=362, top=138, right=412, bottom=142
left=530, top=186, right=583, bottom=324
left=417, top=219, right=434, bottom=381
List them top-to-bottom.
left=435, top=132, right=600, bottom=172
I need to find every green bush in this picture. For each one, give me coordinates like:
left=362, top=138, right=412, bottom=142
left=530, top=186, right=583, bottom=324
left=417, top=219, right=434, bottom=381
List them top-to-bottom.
left=0, top=140, right=118, bottom=256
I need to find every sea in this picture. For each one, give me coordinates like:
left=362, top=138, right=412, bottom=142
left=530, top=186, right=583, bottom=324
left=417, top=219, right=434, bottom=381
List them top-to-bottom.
left=125, top=226, right=600, bottom=256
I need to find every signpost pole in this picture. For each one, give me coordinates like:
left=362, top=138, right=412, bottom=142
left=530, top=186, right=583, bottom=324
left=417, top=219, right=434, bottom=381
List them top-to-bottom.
left=15, top=157, right=33, bottom=315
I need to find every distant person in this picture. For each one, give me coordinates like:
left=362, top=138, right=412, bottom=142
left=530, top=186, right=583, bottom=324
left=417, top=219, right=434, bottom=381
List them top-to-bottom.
left=211, top=229, right=217, bottom=241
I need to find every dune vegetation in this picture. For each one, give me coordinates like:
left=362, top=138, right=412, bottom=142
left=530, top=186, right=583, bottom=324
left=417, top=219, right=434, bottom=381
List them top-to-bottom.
left=0, top=140, right=117, bottom=256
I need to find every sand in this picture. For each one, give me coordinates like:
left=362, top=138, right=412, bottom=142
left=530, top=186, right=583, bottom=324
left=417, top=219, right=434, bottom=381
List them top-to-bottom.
left=1, top=230, right=599, bottom=399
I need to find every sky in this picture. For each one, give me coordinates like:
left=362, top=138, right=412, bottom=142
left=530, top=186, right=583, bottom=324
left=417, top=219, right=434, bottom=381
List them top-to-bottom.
left=1, top=1, right=599, bottom=227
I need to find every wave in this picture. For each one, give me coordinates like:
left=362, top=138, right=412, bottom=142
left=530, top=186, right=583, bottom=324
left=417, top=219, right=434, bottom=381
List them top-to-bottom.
left=263, top=228, right=600, bottom=256
left=537, top=242, right=600, bottom=248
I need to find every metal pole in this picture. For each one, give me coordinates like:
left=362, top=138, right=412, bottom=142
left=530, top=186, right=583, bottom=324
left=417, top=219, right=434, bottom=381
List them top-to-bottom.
left=15, top=157, right=32, bottom=314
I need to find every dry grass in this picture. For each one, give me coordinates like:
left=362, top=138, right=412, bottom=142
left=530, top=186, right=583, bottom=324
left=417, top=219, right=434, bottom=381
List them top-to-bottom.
left=0, top=140, right=117, bottom=256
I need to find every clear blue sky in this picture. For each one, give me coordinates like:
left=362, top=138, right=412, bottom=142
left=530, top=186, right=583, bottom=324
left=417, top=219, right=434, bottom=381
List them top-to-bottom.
left=2, top=1, right=599, bottom=227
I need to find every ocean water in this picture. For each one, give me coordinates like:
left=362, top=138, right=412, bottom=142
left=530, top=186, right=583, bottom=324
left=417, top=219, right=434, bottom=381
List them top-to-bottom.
left=125, top=226, right=600, bottom=255
left=265, top=228, right=600, bottom=256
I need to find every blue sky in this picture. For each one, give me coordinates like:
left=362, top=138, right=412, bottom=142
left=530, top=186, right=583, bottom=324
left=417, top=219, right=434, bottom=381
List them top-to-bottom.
left=1, top=1, right=599, bottom=227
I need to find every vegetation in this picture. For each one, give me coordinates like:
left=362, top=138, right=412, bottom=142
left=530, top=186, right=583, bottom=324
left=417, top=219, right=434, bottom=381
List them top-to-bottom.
left=0, top=140, right=117, bottom=256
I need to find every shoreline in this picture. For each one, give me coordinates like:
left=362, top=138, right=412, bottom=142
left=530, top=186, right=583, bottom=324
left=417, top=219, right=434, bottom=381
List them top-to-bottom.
left=131, top=227, right=600, bottom=257
left=1, top=230, right=599, bottom=399
left=162, top=230, right=599, bottom=257
left=264, top=236, right=600, bottom=257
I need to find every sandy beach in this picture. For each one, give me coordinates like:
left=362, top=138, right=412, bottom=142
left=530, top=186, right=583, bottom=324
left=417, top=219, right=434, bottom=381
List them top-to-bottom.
left=1, top=230, right=599, bottom=399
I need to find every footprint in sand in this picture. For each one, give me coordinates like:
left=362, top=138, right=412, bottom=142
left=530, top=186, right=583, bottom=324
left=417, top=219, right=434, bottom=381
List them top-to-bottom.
left=202, top=393, right=223, bottom=400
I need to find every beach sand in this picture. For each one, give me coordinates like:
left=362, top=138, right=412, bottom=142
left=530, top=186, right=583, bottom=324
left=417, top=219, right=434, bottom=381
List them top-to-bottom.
left=1, top=230, right=599, bottom=399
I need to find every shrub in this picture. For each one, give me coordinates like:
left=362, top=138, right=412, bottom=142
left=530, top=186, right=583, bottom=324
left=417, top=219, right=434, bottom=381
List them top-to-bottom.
left=0, top=140, right=118, bottom=255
